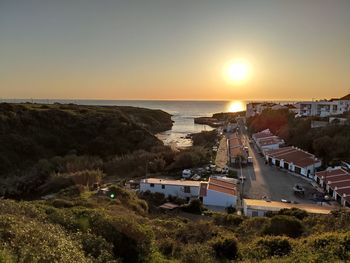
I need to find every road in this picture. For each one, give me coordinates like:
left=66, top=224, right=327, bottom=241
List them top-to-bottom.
left=236, top=118, right=317, bottom=204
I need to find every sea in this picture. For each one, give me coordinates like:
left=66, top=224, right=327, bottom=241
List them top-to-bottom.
left=2, top=99, right=247, bottom=148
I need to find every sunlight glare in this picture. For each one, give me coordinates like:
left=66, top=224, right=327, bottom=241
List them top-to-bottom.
left=223, top=60, right=250, bottom=84
left=226, top=100, right=246, bottom=113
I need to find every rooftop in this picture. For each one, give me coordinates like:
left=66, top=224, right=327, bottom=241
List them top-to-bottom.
left=253, top=129, right=274, bottom=139
left=258, top=137, right=284, bottom=146
left=266, top=147, right=319, bottom=168
left=316, top=168, right=349, bottom=180
left=207, top=177, right=236, bottom=196
left=141, top=178, right=202, bottom=187
left=244, top=199, right=335, bottom=215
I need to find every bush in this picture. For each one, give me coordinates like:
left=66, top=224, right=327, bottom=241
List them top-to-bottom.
left=227, top=170, right=238, bottom=179
left=181, top=199, right=204, bottom=215
left=266, top=208, right=308, bottom=220
left=263, top=215, right=304, bottom=238
left=211, top=236, right=238, bottom=260
left=253, top=236, right=292, bottom=258
left=180, top=244, right=214, bottom=263
left=0, top=249, right=13, bottom=263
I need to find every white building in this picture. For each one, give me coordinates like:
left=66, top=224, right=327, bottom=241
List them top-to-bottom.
left=298, top=99, right=350, bottom=117
left=246, top=102, right=298, bottom=118
left=252, top=129, right=284, bottom=155
left=227, top=132, right=246, bottom=164
left=265, top=146, right=321, bottom=178
left=315, top=168, right=350, bottom=207
left=140, top=177, right=238, bottom=209
left=201, top=177, right=237, bottom=208
left=140, top=178, right=201, bottom=199
left=243, top=199, right=334, bottom=217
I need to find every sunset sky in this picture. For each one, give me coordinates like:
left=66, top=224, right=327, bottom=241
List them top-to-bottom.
left=1, top=0, right=350, bottom=100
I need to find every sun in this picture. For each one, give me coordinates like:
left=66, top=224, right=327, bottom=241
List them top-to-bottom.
left=224, top=60, right=250, bottom=83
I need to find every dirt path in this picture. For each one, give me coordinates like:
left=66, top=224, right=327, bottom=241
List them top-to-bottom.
left=215, top=136, right=228, bottom=168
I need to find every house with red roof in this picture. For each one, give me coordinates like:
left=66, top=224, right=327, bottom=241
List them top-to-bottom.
left=265, top=146, right=321, bottom=178
left=315, top=168, right=350, bottom=207
left=201, top=177, right=237, bottom=208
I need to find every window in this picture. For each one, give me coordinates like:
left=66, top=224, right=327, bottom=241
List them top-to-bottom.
left=150, top=183, right=154, bottom=187
left=161, top=185, right=165, bottom=189
left=184, top=186, right=191, bottom=193
left=252, top=211, right=259, bottom=217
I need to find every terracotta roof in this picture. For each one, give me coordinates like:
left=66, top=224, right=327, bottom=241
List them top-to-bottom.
left=253, top=131, right=274, bottom=140
left=258, top=137, right=284, bottom=146
left=229, top=147, right=244, bottom=158
left=266, top=147, right=319, bottom=168
left=316, top=168, right=349, bottom=180
left=207, top=177, right=236, bottom=196
left=329, top=180, right=350, bottom=189
left=335, top=187, right=350, bottom=196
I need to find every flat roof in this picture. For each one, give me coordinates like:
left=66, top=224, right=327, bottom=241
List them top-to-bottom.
left=141, top=178, right=202, bottom=187
left=243, top=199, right=335, bottom=215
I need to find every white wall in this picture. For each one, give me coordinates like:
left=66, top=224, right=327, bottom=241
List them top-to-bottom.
left=140, top=183, right=199, bottom=199
left=203, top=189, right=237, bottom=207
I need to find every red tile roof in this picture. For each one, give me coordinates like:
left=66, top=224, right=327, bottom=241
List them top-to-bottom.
left=253, top=131, right=274, bottom=140
left=258, top=137, right=284, bottom=146
left=266, top=147, right=319, bottom=168
left=315, top=168, right=349, bottom=180
left=207, top=178, right=236, bottom=196
left=335, top=187, right=350, bottom=196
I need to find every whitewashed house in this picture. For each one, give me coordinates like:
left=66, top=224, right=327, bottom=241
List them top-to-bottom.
left=265, top=146, right=321, bottom=178
left=315, top=168, right=350, bottom=207
left=200, top=177, right=237, bottom=208
left=140, top=178, right=201, bottom=199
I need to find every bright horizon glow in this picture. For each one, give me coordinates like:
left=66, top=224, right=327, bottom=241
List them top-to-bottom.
left=0, top=1, right=349, bottom=100
left=224, top=61, right=250, bottom=83
left=226, top=100, right=246, bottom=112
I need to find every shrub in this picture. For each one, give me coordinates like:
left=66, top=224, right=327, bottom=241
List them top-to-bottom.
left=227, top=170, right=238, bottom=179
left=181, top=199, right=204, bottom=215
left=266, top=208, right=308, bottom=220
left=263, top=215, right=304, bottom=238
left=211, top=236, right=238, bottom=260
left=253, top=236, right=292, bottom=258
left=180, top=244, right=214, bottom=263
left=0, top=249, right=13, bottom=263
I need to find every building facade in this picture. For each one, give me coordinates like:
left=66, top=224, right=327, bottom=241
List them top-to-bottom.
left=265, top=147, right=321, bottom=178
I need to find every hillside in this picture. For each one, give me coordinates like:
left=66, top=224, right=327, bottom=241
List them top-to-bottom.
left=0, top=103, right=172, bottom=174
left=0, top=187, right=350, bottom=263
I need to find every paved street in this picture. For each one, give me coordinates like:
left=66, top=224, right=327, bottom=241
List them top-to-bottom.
left=236, top=119, right=318, bottom=204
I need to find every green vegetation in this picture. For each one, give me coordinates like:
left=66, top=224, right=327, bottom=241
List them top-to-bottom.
left=2, top=103, right=350, bottom=262
left=247, top=109, right=350, bottom=164
left=192, top=130, right=217, bottom=148
left=1, top=191, right=350, bottom=262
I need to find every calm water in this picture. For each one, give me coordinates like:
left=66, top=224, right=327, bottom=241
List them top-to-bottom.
left=2, top=99, right=246, bottom=148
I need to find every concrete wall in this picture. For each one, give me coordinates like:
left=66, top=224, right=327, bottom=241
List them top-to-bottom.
left=140, top=183, right=199, bottom=199
left=203, top=189, right=237, bottom=208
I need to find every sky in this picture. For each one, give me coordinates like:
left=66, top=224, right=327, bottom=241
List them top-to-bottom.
left=1, top=0, right=350, bottom=101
